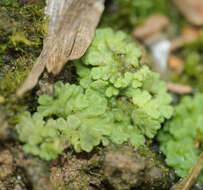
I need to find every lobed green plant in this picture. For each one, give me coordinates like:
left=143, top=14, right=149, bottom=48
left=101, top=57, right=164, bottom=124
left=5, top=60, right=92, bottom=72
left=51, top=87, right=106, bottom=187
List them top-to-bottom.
left=16, top=28, right=173, bottom=160
left=76, top=28, right=173, bottom=138
left=17, top=82, right=145, bottom=160
left=158, top=93, right=203, bottom=183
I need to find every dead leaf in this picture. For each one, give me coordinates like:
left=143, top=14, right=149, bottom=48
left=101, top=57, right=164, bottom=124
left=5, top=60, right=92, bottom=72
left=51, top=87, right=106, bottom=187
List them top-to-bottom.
left=17, top=0, right=104, bottom=96
left=172, top=0, right=203, bottom=26
left=133, top=14, right=169, bottom=40
left=170, top=26, right=200, bottom=51
left=167, top=82, right=193, bottom=94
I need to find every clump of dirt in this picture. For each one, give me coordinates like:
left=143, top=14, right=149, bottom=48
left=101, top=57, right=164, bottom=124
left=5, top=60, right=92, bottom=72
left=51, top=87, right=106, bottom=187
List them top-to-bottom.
left=0, top=143, right=54, bottom=190
left=0, top=144, right=31, bottom=190
left=50, top=145, right=175, bottom=190
left=104, top=145, right=175, bottom=190
left=50, top=149, right=105, bottom=190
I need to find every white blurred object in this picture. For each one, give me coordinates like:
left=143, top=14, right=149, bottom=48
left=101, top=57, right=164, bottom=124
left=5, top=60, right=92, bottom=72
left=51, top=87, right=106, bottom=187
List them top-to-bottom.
left=150, top=39, right=171, bottom=73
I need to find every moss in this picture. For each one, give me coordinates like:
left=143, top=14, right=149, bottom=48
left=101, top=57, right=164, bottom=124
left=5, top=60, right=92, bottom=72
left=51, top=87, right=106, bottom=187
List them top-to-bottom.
left=0, top=0, right=46, bottom=124
left=0, top=0, right=46, bottom=84
left=0, top=1, right=46, bottom=60
left=1, top=57, right=33, bottom=96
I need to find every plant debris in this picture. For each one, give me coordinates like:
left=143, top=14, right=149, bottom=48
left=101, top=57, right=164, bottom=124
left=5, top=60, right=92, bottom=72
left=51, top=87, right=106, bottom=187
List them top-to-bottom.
left=17, top=0, right=104, bottom=96
left=172, top=0, right=203, bottom=26
left=133, top=14, right=169, bottom=42
left=170, top=26, right=201, bottom=51
left=167, top=82, right=193, bottom=94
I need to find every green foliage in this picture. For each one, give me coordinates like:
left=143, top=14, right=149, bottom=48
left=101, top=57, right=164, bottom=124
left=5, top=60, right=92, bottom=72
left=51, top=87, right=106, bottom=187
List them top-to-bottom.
left=0, top=0, right=17, bottom=5
left=17, top=28, right=173, bottom=160
left=76, top=28, right=173, bottom=138
left=170, top=36, right=203, bottom=92
left=0, top=57, right=33, bottom=96
left=17, top=82, right=145, bottom=160
left=158, top=93, right=203, bottom=182
left=17, top=112, right=69, bottom=160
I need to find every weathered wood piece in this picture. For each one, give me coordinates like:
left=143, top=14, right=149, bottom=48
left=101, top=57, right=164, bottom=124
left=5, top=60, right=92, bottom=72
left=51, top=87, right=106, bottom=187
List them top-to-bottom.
left=17, top=0, right=104, bottom=96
